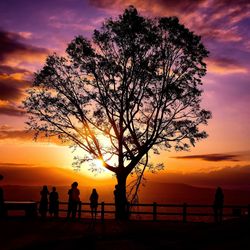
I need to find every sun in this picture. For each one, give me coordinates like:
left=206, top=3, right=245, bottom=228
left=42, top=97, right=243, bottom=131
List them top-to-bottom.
left=63, top=145, right=115, bottom=179
left=94, top=159, right=104, bottom=169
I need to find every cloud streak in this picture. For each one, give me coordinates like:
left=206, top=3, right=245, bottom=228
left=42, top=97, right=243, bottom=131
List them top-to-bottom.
left=0, top=30, right=49, bottom=64
left=0, top=30, right=50, bottom=117
left=206, top=57, right=248, bottom=75
left=0, top=75, right=31, bottom=101
left=0, top=103, right=26, bottom=117
left=0, top=128, right=69, bottom=145
left=172, top=153, right=241, bottom=162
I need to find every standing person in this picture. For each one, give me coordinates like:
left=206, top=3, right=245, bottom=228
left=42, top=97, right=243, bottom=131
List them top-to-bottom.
left=0, top=174, right=4, bottom=217
left=67, top=181, right=80, bottom=220
left=39, top=185, right=49, bottom=219
left=49, top=186, right=59, bottom=217
left=213, top=186, right=224, bottom=223
left=89, top=188, right=99, bottom=221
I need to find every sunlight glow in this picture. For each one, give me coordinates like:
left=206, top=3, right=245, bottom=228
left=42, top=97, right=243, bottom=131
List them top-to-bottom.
left=94, top=159, right=104, bottom=169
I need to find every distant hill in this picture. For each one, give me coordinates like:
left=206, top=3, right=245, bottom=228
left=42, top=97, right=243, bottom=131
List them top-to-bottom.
left=0, top=165, right=114, bottom=186
left=1, top=165, right=250, bottom=205
left=3, top=182, right=250, bottom=205
left=138, top=182, right=250, bottom=204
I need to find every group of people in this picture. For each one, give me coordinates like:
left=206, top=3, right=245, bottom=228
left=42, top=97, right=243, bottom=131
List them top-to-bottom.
left=0, top=174, right=225, bottom=223
left=39, top=182, right=99, bottom=221
left=40, top=184, right=224, bottom=222
left=39, top=185, right=59, bottom=218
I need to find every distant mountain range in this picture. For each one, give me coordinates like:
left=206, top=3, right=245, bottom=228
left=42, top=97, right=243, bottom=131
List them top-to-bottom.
left=2, top=164, right=250, bottom=190
left=1, top=165, right=250, bottom=205
left=3, top=182, right=250, bottom=205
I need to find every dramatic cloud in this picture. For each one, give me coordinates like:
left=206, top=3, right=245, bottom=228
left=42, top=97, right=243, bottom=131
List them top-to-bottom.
left=89, top=0, right=250, bottom=81
left=90, top=0, right=250, bottom=47
left=90, top=0, right=206, bottom=14
left=90, top=0, right=250, bottom=26
left=208, top=0, right=250, bottom=24
left=0, top=30, right=49, bottom=64
left=0, top=30, right=49, bottom=118
left=207, top=57, right=248, bottom=75
left=0, top=65, right=30, bottom=75
left=0, top=75, right=31, bottom=101
left=0, top=103, right=26, bottom=117
left=0, top=128, right=69, bottom=145
left=0, top=129, right=33, bottom=140
left=172, top=153, right=241, bottom=162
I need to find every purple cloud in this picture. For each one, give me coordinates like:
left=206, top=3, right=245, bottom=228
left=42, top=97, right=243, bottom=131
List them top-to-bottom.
left=0, top=30, right=48, bottom=63
left=172, top=153, right=241, bottom=162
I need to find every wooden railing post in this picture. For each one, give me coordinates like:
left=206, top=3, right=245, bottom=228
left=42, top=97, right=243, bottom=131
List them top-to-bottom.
left=78, top=201, right=82, bottom=219
left=101, top=202, right=105, bottom=223
left=153, top=202, right=157, bottom=221
left=183, top=203, right=187, bottom=223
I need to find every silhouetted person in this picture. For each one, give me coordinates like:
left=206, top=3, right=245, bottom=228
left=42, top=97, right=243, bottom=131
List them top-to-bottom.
left=0, top=174, right=4, bottom=217
left=67, top=181, right=80, bottom=220
left=39, top=185, right=49, bottom=219
left=213, top=186, right=224, bottom=223
left=49, top=187, right=59, bottom=217
left=90, top=188, right=98, bottom=221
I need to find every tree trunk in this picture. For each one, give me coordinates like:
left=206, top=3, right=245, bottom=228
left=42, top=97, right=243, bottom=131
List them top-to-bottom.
left=115, top=173, right=129, bottom=220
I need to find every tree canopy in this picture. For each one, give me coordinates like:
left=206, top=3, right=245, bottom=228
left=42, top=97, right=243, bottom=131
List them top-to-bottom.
left=24, top=6, right=211, bottom=197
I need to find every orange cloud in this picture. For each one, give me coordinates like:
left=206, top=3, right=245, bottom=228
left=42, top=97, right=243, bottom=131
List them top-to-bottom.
left=0, top=30, right=49, bottom=65
left=0, top=30, right=50, bottom=118
left=206, top=57, right=248, bottom=75
left=0, top=74, right=31, bottom=101
left=0, top=102, right=25, bottom=117
left=0, top=124, right=12, bottom=130
left=0, top=128, right=69, bottom=146
left=0, top=129, right=32, bottom=140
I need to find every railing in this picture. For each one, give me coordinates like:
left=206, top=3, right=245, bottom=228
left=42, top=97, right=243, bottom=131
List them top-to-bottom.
left=4, top=201, right=250, bottom=222
left=43, top=202, right=250, bottom=222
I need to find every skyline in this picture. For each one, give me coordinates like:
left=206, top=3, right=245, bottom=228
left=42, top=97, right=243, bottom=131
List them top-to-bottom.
left=0, top=0, right=250, bottom=185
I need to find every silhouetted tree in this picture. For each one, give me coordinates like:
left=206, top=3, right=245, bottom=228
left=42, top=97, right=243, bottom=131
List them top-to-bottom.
left=24, top=6, right=211, bottom=219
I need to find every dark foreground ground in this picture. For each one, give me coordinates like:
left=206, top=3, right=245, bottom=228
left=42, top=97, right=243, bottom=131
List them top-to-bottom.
left=0, top=217, right=249, bottom=250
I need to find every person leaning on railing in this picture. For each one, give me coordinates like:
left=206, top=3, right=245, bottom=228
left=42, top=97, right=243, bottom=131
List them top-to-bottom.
left=67, top=181, right=80, bottom=220
left=213, top=186, right=224, bottom=223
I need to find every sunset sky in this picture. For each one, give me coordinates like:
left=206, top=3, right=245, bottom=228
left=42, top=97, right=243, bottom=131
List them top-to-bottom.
left=0, top=0, right=250, bottom=187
